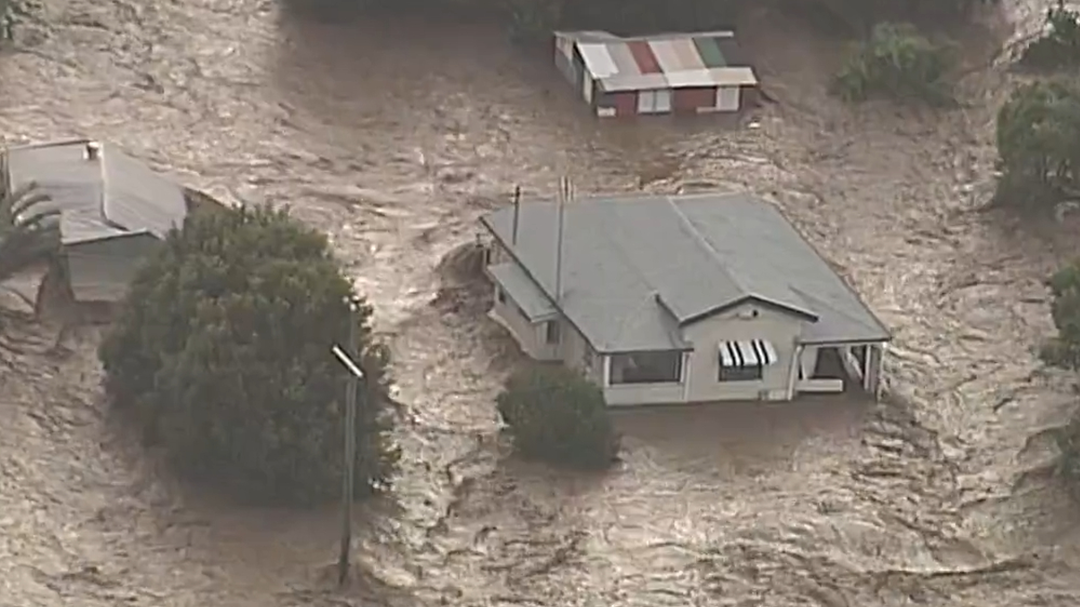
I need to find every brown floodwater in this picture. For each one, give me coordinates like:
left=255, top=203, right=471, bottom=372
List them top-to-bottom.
left=2, top=0, right=1080, bottom=605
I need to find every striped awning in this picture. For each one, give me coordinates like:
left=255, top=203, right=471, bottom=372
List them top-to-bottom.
left=719, top=340, right=777, bottom=367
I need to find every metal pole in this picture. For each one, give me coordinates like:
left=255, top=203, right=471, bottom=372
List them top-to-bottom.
left=554, top=177, right=567, bottom=303
left=511, top=185, right=521, bottom=247
left=336, top=298, right=362, bottom=587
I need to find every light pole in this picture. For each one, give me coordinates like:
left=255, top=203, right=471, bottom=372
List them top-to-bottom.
left=331, top=296, right=364, bottom=587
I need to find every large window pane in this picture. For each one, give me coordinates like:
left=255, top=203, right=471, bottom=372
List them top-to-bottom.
left=610, top=351, right=682, bottom=384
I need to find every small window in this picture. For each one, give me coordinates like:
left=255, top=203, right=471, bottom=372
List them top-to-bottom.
left=484, top=247, right=493, bottom=264
left=496, top=288, right=506, bottom=304
left=545, top=321, right=561, bottom=344
left=719, top=365, right=763, bottom=382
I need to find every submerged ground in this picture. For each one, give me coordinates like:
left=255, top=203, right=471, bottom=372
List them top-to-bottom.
left=2, top=0, right=1080, bottom=605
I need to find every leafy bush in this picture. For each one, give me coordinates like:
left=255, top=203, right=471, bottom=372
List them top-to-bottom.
left=1020, top=1, right=1080, bottom=69
left=832, top=22, right=954, bottom=105
left=994, top=80, right=1080, bottom=209
left=99, top=204, right=398, bottom=506
left=1041, top=261, right=1080, bottom=493
left=1041, top=262, right=1080, bottom=372
left=496, top=365, right=619, bottom=469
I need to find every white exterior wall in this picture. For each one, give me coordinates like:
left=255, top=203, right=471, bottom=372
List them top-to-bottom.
left=490, top=293, right=545, bottom=359
left=680, top=302, right=803, bottom=402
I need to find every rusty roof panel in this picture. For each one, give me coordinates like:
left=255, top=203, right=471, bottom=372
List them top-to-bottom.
left=648, top=39, right=684, bottom=74
left=605, top=42, right=641, bottom=77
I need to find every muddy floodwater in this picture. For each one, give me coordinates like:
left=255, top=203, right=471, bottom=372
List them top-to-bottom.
left=3, top=0, right=1080, bottom=605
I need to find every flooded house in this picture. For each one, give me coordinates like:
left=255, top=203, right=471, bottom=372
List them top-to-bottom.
left=553, top=30, right=760, bottom=118
left=3, top=139, right=188, bottom=313
left=478, top=191, right=891, bottom=406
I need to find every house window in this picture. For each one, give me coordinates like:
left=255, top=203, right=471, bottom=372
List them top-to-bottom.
left=637, top=89, right=673, bottom=114
left=496, top=288, right=506, bottom=304
left=545, top=320, right=561, bottom=344
left=610, top=351, right=682, bottom=384
left=719, top=364, right=763, bottom=382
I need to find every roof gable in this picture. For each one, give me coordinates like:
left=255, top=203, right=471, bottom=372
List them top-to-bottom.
left=481, top=192, right=891, bottom=352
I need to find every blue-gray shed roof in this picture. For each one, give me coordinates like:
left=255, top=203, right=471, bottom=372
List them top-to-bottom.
left=5, top=139, right=186, bottom=245
left=480, top=191, right=891, bottom=352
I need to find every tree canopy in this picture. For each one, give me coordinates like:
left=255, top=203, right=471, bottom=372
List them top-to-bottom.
left=1019, top=1, right=1080, bottom=70
left=832, top=22, right=954, bottom=104
left=994, top=80, right=1080, bottom=209
left=99, top=204, right=398, bottom=506
left=1040, top=262, right=1080, bottom=494
left=497, top=365, right=619, bottom=469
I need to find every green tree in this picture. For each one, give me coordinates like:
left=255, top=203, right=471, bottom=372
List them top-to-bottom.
left=1020, top=1, right=1080, bottom=69
left=832, top=22, right=955, bottom=105
left=994, top=80, right=1080, bottom=209
left=99, top=204, right=398, bottom=506
left=1041, top=262, right=1080, bottom=493
left=1041, top=262, right=1080, bottom=372
left=496, top=365, right=619, bottom=469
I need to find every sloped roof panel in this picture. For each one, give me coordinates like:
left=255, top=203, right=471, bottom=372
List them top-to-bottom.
left=669, top=37, right=706, bottom=71
left=648, top=39, right=685, bottom=75
left=605, top=42, right=640, bottom=77
left=577, top=43, right=618, bottom=78
left=599, top=72, right=670, bottom=92
left=101, top=144, right=186, bottom=239
left=480, top=192, right=891, bottom=352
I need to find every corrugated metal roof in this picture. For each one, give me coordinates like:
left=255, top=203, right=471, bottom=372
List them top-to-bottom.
left=559, top=30, right=758, bottom=94
left=649, top=39, right=685, bottom=74
left=577, top=43, right=618, bottom=78
left=5, top=139, right=186, bottom=245
left=101, top=143, right=187, bottom=239
left=481, top=192, right=891, bottom=352
left=488, top=262, right=557, bottom=321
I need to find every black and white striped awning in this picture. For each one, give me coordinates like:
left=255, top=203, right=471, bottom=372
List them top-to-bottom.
left=719, top=340, right=778, bottom=367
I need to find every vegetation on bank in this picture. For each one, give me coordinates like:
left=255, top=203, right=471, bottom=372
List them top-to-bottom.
left=1020, top=1, right=1080, bottom=70
left=833, top=22, right=954, bottom=104
left=993, top=80, right=1080, bottom=210
left=98, top=204, right=399, bottom=506
left=1041, top=263, right=1080, bottom=494
left=497, top=365, right=620, bottom=469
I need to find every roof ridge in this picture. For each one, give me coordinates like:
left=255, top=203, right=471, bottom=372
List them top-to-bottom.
left=663, top=195, right=748, bottom=308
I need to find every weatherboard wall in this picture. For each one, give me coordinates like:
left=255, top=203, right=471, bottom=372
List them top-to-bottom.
left=681, top=300, right=803, bottom=402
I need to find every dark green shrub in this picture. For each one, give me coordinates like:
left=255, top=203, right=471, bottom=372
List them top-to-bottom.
left=1020, top=1, right=1080, bottom=70
left=832, top=22, right=954, bottom=105
left=994, top=80, right=1080, bottom=209
left=99, top=204, right=398, bottom=506
left=1041, top=261, right=1080, bottom=496
left=496, top=365, right=619, bottom=469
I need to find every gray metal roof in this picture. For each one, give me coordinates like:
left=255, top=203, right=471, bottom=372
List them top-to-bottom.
left=5, top=139, right=186, bottom=245
left=480, top=192, right=891, bottom=352
left=488, top=262, right=556, bottom=320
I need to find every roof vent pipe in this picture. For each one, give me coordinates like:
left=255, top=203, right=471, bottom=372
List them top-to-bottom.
left=85, top=141, right=101, bottom=160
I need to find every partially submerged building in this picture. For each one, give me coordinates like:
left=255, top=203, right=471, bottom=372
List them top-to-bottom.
left=553, top=30, right=760, bottom=118
left=4, top=139, right=188, bottom=308
left=479, top=191, right=890, bottom=406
